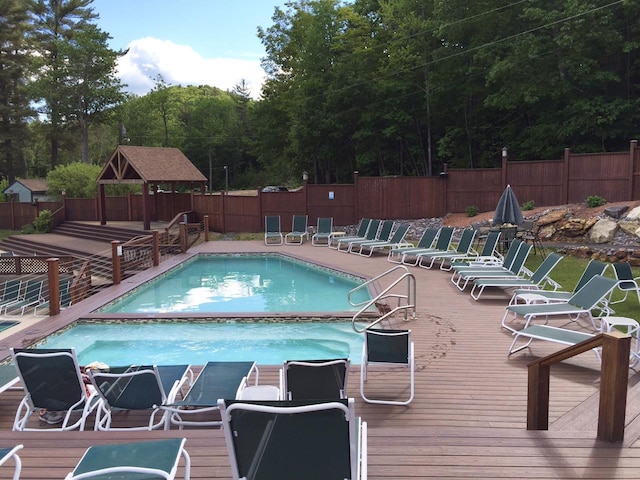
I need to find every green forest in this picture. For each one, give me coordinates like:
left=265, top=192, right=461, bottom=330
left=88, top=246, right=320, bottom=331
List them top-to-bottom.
left=1, top=0, right=639, bottom=194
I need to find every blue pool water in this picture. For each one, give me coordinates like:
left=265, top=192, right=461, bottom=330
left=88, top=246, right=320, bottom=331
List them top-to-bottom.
left=100, top=254, right=370, bottom=314
left=38, top=321, right=364, bottom=365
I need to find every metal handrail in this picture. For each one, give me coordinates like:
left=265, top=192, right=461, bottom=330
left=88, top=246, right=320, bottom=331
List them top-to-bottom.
left=348, top=265, right=410, bottom=306
left=350, top=267, right=416, bottom=333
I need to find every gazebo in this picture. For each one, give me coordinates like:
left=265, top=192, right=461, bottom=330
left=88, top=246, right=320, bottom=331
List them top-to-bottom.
left=97, top=146, right=208, bottom=230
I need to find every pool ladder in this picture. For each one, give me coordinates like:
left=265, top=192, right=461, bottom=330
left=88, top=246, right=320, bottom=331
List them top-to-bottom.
left=348, top=265, right=416, bottom=333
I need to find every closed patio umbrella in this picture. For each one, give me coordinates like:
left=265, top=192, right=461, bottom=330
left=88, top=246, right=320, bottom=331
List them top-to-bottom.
left=493, top=184, right=524, bottom=226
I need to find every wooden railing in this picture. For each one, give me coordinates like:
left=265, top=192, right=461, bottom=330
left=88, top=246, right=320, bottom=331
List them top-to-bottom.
left=527, top=331, right=631, bottom=442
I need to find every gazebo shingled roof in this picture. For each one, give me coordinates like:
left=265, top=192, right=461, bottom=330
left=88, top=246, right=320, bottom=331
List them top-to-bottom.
left=97, top=146, right=207, bottom=230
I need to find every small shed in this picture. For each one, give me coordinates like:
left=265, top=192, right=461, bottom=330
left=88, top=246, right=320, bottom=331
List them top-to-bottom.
left=97, top=146, right=208, bottom=230
left=3, top=179, right=51, bottom=203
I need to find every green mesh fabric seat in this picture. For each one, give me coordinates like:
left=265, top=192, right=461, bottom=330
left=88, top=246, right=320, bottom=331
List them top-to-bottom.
left=285, top=214, right=309, bottom=244
left=264, top=215, right=283, bottom=245
left=312, top=217, right=334, bottom=246
left=329, top=218, right=370, bottom=249
left=354, top=224, right=411, bottom=257
left=400, top=226, right=454, bottom=266
left=387, top=227, right=438, bottom=263
left=416, top=228, right=477, bottom=270
left=280, top=358, right=350, bottom=400
left=219, top=398, right=367, bottom=480
left=65, top=438, right=190, bottom=480
left=0, top=445, right=23, bottom=480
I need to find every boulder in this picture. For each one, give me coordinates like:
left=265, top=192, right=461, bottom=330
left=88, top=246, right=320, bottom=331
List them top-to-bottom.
left=604, top=205, right=629, bottom=219
left=626, top=206, right=640, bottom=221
left=538, top=209, right=568, bottom=226
left=589, top=218, right=618, bottom=243
left=619, top=220, right=640, bottom=236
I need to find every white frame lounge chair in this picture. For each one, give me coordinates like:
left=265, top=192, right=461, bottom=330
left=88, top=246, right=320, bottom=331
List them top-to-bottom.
left=285, top=214, right=309, bottom=245
left=264, top=215, right=283, bottom=245
left=311, top=217, right=333, bottom=246
left=329, top=218, right=371, bottom=249
left=354, top=224, right=411, bottom=257
left=401, top=226, right=455, bottom=266
left=387, top=227, right=438, bottom=264
left=416, top=228, right=477, bottom=269
left=610, top=262, right=640, bottom=304
left=501, top=275, right=618, bottom=333
left=280, top=358, right=350, bottom=400
left=219, top=398, right=367, bottom=480
left=0, top=445, right=23, bottom=480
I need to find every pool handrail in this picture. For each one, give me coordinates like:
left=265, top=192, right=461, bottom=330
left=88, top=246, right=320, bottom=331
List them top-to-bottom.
left=349, top=266, right=416, bottom=333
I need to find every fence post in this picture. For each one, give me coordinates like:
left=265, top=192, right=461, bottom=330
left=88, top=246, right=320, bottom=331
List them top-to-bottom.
left=501, top=147, right=508, bottom=186
left=563, top=148, right=571, bottom=204
left=353, top=171, right=359, bottom=225
left=61, top=191, right=66, bottom=222
left=221, top=191, right=226, bottom=234
left=204, top=215, right=209, bottom=242
left=180, top=223, right=187, bottom=252
left=152, top=230, right=160, bottom=266
left=111, top=240, right=121, bottom=285
left=46, top=258, right=60, bottom=316
left=598, top=331, right=630, bottom=442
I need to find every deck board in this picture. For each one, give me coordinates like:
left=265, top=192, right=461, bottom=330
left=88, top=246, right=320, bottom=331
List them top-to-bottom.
left=0, top=238, right=639, bottom=478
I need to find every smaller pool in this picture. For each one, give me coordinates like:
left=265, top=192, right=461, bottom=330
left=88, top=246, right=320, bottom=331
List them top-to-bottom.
left=100, top=254, right=370, bottom=314
left=38, top=321, right=364, bottom=365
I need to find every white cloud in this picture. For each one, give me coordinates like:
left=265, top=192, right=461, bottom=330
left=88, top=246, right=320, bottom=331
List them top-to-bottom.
left=116, top=37, right=266, bottom=98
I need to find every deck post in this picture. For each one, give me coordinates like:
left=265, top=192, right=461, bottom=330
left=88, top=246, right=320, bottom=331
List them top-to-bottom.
left=204, top=215, right=209, bottom=242
left=180, top=223, right=187, bottom=253
left=152, top=230, right=160, bottom=266
left=111, top=241, right=121, bottom=285
left=46, top=258, right=60, bottom=316
left=598, top=331, right=630, bottom=442
left=527, top=362, right=550, bottom=430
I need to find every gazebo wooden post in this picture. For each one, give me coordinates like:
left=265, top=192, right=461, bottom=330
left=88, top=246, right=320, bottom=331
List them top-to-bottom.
left=99, top=183, right=107, bottom=225
left=204, top=215, right=209, bottom=241
left=46, top=258, right=61, bottom=316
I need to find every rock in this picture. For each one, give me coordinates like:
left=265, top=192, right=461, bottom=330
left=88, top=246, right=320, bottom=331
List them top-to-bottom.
left=604, top=205, right=629, bottom=219
left=626, top=206, right=640, bottom=221
left=537, top=209, right=568, bottom=226
left=589, top=218, right=618, bottom=243
left=619, top=220, right=640, bottom=236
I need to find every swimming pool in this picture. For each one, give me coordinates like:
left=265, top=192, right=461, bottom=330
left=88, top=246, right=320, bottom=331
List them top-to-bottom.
left=100, top=254, right=371, bottom=314
left=37, top=321, right=365, bottom=365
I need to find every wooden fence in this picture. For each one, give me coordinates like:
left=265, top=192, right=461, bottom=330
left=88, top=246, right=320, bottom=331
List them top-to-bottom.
left=1, top=140, right=638, bottom=233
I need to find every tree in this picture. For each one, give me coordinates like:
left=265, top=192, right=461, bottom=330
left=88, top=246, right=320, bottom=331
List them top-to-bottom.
left=0, top=0, right=34, bottom=181
left=29, top=0, right=97, bottom=169
left=57, top=23, right=125, bottom=163
left=46, top=161, right=101, bottom=198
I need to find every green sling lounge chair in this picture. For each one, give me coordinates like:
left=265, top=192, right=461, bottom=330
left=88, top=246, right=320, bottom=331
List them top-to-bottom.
left=284, top=214, right=309, bottom=245
left=264, top=215, right=283, bottom=245
left=312, top=217, right=334, bottom=246
left=329, top=218, right=371, bottom=249
left=337, top=219, right=383, bottom=252
left=344, top=220, right=394, bottom=253
left=354, top=224, right=411, bottom=257
left=401, top=226, right=455, bottom=266
left=387, top=227, right=438, bottom=264
left=416, top=228, right=477, bottom=270
left=446, top=230, right=502, bottom=271
left=469, top=252, right=563, bottom=300
left=509, top=259, right=608, bottom=305
left=610, top=262, right=640, bottom=304
left=501, top=275, right=618, bottom=333
left=34, top=277, right=73, bottom=317
left=3, top=278, right=44, bottom=316
left=0, top=280, right=22, bottom=314
left=360, top=328, right=414, bottom=406
left=10, top=348, right=99, bottom=431
left=280, top=358, right=350, bottom=400
left=161, top=361, right=257, bottom=428
left=0, top=364, right=19, bottom=396
left=89, top=364, right=192, bottom=431
left=219, top=398, right=367, bottom=480
left=65, top=438, right=191, bottom=480
left=0, top=445, right=23, bottom=480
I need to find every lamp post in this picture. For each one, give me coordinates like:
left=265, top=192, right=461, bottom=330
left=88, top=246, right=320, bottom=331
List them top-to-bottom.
left=224, top=165, right=229, bottom=192
left=302, top=171, right=308, bottom=182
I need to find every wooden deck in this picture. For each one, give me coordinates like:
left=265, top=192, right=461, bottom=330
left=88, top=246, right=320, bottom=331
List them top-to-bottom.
left=1, top=239, right=640, bottom=479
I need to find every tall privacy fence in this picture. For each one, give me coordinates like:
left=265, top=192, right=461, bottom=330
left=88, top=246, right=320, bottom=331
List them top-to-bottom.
left=1, top=140, right=638, bottom=233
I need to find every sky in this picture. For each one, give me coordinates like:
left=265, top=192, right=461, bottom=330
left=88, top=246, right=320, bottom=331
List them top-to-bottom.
left=92, top=0, right=288, bottom=99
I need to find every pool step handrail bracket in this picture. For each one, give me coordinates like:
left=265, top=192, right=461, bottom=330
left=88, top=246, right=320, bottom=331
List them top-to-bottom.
left=349, top=266, right=416, bottom=333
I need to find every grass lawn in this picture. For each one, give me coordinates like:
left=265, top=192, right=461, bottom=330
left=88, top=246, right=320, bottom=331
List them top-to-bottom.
left=524, top=249, right=640, bottom=322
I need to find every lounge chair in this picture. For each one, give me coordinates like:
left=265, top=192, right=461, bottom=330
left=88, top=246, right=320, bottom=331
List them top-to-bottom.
left=285, top=214, right=309, bottom=245
left=264, top=215, right=283, bottom=245
left=311, top=217, right=333, bottom=246
left=329, top=218, right=371, bottom=249
left=336, top=219, right=381, bottom=252
left=342, top=219, right=393, bottom=253
left=354, top=224, right=411, bottom=257
left=401, top=226, right=455, bottom=266
left=387, top=227, right=438, bottom=264
left=416, top=228, right=477, bottom=269
left=446, top=230, right=502, bottom=270
left=450, top=237, right=520, bottom=278
left=452, top=241, right=532, bottom=291
left=469, top=252, right=563, bottom=300
left=509, top=259, right=608, bottom=305
left=610, top=262, right=640, bottom=304
left=501, top=275, right=618, bottom=333
left=34, top=277, right=73, bottom=317
left=3, top=278, right=44, bottom=316
left=0, top=279, right=22, bottom=314
left=360, top=328, right=414, bottom=405
left=10, top=348, right=99, bottom=431
left=280, top=358, right=350, bottom=400
left=161, top=361, right=257, bottom=428
left=0, top=364, right=19, bottom=396
left=89, top=364, right=193, bottom=431
left=218, top=398, right=367, bottom=480
left=65, top=438, right=191, bottom=480
left=0, top=445, right=23, bottom=480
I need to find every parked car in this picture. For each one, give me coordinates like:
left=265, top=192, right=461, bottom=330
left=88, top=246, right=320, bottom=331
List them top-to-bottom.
left=261, top=186, right=289, bottom=192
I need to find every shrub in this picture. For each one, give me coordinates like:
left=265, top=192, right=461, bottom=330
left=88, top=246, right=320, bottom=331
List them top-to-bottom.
left=585, top=195, right=606, bottom=208
left=521, top=200, right=535, bottom=211
left=465, top=205, right=479, bottom=217
left=32, top=210, right=52, bottom=233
